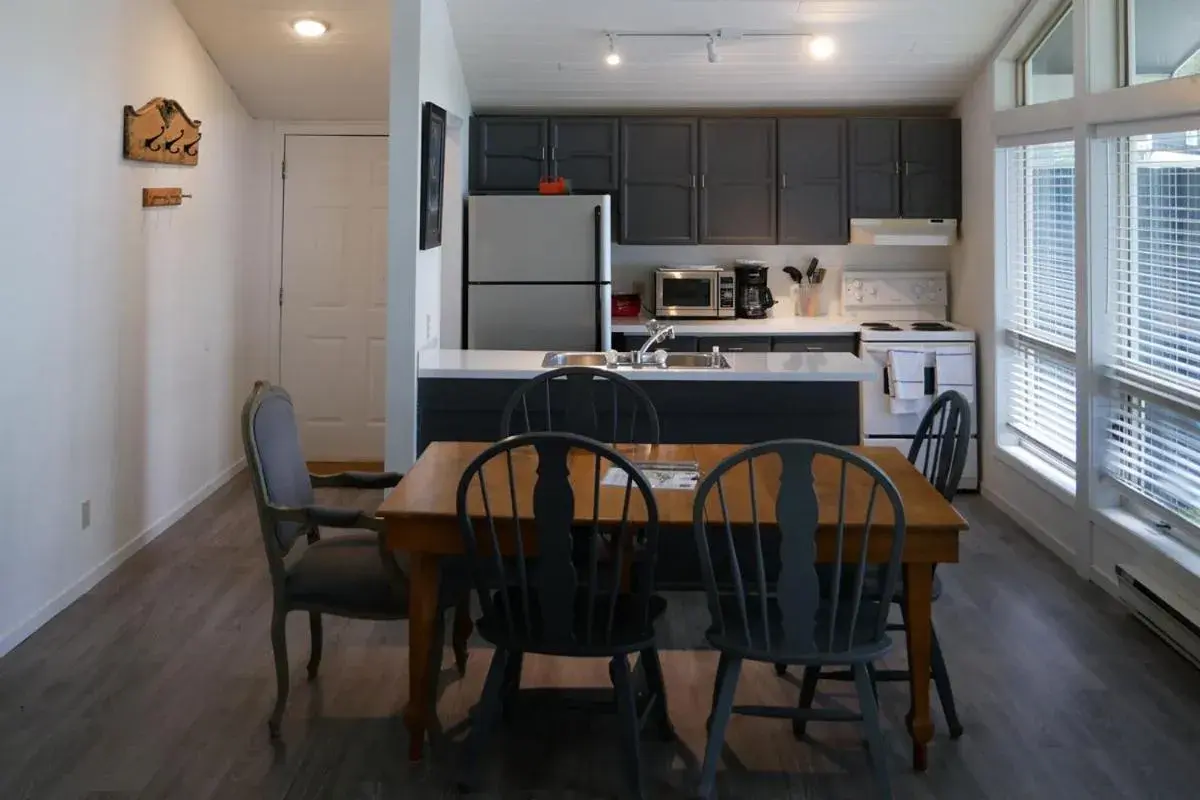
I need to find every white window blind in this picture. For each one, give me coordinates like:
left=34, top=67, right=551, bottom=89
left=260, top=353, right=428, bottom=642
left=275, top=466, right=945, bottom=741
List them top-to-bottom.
left=1105, top=130, right=1200, bottom=530
left=1003, top=140, right=1078, bottom=473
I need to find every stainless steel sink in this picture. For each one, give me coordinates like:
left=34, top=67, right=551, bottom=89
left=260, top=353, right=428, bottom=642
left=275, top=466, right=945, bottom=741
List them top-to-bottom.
left=540, top=351, right=730, bottom=370
left=541, top=352, right=619, bottom=368
left=661, top=352, right=731, bottom=369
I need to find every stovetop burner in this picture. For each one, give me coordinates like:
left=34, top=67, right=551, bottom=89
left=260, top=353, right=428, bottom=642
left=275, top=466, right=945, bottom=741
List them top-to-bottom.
left=861, top=322, right=902, bottom=331
left=910, top=322, right=955, bottom=332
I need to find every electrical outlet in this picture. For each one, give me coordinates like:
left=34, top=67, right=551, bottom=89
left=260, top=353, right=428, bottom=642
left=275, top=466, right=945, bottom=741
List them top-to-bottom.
left=81, top=500, right=91, bottom=530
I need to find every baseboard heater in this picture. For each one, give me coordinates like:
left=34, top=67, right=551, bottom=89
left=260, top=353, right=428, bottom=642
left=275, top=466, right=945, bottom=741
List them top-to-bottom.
left=1115, top=564, right=1200, bottom=670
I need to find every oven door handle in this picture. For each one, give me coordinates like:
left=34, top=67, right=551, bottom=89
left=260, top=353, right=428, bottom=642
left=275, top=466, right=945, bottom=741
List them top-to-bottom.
left=881, top=366, right=936, bottom=396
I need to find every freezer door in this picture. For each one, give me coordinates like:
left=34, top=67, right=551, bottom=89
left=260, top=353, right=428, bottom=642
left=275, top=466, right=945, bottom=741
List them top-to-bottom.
left=468, top=195, right=611, bottom=283
left=467, top=284, right=611, bottom=351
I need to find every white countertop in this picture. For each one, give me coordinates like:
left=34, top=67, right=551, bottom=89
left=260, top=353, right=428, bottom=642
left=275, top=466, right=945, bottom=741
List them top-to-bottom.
left=611, top=314, right=861, bottom=336
left=420, top=349, right=873, bottom=383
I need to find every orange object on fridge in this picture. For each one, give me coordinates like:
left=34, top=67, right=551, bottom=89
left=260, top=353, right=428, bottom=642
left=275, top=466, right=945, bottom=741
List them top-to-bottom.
left=538, top=177, right=570, bottom=195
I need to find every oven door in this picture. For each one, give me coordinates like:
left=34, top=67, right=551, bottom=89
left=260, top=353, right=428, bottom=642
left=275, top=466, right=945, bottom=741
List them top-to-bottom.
left=655, top=272, right=717, bottom=317
left=860, top=343, right=977, bottom=437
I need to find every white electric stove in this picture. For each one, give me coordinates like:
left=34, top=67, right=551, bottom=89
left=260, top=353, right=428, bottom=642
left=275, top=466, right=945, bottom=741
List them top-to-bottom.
left=842, top=270, right=979, bottom=490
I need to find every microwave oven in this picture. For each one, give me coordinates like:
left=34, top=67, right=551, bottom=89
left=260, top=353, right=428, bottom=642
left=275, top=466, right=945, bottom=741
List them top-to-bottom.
left=654, top=267, right=736, bottom=318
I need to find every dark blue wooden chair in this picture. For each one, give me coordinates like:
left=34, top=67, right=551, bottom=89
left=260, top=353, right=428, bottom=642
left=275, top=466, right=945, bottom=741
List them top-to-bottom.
left=500, top=366, right=661, bottom=444
left=775, top=390, right=971, bottom=738
left=455, top=432, right=669, bottom=799
left=692, top=440, right=907, bottom=800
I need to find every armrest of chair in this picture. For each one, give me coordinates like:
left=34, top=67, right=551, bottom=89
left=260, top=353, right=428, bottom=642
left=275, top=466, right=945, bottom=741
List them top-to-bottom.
left=309, top=471, right=403, bottom=490
left=270, top=504, right=384, bottom=532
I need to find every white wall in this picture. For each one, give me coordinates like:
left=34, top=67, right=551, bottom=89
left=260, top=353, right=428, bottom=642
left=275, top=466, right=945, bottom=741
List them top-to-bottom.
left=0, top=0, right=272, bottom=655
left=386, top=0, right=472, bottom=471
left=952, top=63, right=1087, bottom=563
left=615, top=244, right=952, bottom=316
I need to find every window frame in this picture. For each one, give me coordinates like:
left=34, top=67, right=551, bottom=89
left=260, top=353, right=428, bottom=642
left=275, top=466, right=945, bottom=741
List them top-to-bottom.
left=1018, top=0, right=1075, bottom=106
left=1121, top=0, right=1200, bottom=87
left=1101, top=128, right=1200, bottom=551
left=1000, top=140, right=1080, bottom=476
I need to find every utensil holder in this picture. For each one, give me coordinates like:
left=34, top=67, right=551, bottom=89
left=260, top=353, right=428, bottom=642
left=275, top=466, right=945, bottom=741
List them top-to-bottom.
left=792, top=284, right=829, bottom=317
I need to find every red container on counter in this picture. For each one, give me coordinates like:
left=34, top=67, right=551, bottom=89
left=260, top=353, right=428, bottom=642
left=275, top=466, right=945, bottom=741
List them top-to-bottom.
left=612, top=293, right=642, bottom=317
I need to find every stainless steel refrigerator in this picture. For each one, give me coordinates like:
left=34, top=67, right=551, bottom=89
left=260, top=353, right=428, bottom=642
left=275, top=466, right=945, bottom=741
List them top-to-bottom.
left=465, top=195, right=612, bottom=351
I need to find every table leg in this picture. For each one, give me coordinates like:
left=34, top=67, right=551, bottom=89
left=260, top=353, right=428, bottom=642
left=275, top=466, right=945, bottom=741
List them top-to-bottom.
left=405, top=553, right=440, bottom=762
left=903, top=562, right=934, bottom=772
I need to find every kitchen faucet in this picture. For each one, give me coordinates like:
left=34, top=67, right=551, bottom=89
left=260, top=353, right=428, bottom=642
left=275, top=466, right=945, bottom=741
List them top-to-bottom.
left=634, top=319, right=675, bottom=364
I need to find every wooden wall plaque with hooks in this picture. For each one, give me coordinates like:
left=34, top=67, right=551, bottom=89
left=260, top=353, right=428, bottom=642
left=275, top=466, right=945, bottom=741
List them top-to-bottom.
left=124, top=97, right=202, bottom=166
left=143, top=188, right=191, bottom=207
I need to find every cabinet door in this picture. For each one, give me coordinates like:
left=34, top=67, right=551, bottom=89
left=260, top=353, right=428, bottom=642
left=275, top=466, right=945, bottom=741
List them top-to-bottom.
left=471, top=116, right=548, bottom=192
left=550, top=117, right=619, bottom=193
left=620, top=118, right=698, bottom=245
left=699, top=118, right=777, bottom=244
left=778, top=118, right=848, bottom=244
left=900, top=118, right=961, bottom=219
left=849, top=119, right=901, bottom=219
left=621, top=334, right=699, bottom=353
left=772, top=335, right=857, bottom=353
left=697, top=336, right=771, bottom=353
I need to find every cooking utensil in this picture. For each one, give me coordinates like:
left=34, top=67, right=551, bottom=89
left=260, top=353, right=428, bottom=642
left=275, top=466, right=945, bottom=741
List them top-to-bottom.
left=805, top=258, right=819, bottom=282
left=782, top=266, right=805, bottom=284
left=813, top=267, right=827, bottom=284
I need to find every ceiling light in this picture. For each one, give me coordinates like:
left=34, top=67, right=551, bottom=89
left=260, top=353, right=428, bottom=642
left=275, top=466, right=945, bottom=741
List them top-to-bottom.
left=292, top=19, right=329, bottom=38
left=605, top=33, right=622, bottom=66
left=706, top=35, right=720, bottom=64
left=807, top=35, right=837, bottom=61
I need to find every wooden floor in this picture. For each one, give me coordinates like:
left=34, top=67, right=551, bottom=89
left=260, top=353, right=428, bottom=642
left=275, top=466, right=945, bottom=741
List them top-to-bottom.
left=2, top=474, right=1200, bottom=799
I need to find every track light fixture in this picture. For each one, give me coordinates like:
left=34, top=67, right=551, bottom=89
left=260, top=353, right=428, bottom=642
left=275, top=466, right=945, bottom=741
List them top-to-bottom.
left=602, top=30, right=836, bottom=65
left=605, top=33, right=621, bottom=66
left=706, top=35, right=720, bottom=64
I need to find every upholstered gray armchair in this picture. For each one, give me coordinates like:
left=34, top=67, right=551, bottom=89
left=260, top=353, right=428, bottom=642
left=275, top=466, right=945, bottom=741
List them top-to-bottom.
left=241, top=381, right=471, bottom=739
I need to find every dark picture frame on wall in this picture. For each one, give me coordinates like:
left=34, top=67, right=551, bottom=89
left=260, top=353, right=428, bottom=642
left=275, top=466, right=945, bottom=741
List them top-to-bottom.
left=420, top=102, right=447, bottom=250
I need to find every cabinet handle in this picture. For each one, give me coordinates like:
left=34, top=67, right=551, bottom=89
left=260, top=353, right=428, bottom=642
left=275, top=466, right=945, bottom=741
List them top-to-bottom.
left=550, top=146, right=557, bottom=161
left=905, top=161, right=911, bottom=176
left=894, top=162, right=901, bottom=175
left=781, top=172, right=788, bottom=189
left=701, top=174, right=706, bottom=189
left=690, top=175, right=696, bottom=188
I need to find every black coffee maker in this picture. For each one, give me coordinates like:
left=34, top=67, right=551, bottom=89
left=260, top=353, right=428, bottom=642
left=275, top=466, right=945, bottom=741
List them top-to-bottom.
left=734, top=263, right=776, bottom=319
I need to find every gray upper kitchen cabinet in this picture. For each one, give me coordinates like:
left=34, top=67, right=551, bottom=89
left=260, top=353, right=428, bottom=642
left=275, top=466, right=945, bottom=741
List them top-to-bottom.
left=471, top=116, right=549, bottom=192
left=549, top=117, right=620, bottom=193
left=849, top=117, right=962, bottom=219
left=620, top=118, right=699, bottom=245
left=698, top=118, right=777, bottom=244
left=778, top=118, right=848, bottom=244
left=849, top=118, right=902, bottom=219
left=900, top=118, right=961, bottom=219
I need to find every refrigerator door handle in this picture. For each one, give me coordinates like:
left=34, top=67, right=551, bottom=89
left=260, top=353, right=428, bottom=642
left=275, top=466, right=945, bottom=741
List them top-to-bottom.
left=594, top=205, right=603, bottom=350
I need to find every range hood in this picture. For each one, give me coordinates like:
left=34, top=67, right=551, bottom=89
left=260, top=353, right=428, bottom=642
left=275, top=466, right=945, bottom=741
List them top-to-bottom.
left=850, top=218, right=959, bottom=246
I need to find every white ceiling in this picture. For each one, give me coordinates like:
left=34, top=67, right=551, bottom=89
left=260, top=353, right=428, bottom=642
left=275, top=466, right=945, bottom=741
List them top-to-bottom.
left=174, top=0, right=390, bottom=121
left=175, top=0, right=1024, bottom=120
left=449, top=0, right=1027, bottom=110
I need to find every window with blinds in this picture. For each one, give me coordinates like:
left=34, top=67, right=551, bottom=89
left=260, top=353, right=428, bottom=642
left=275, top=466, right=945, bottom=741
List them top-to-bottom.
left=1105, top=130, right=1200, bottom=531
left=1003, top=140, right=1078, bottom=474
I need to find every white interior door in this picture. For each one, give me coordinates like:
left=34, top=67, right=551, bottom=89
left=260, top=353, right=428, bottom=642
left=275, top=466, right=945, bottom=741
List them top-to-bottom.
left=281, top=135, right=388, bottom=462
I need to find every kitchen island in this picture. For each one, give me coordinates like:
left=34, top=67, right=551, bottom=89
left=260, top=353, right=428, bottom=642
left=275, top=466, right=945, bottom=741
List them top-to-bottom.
left=417, top=348, right=873, bottom=451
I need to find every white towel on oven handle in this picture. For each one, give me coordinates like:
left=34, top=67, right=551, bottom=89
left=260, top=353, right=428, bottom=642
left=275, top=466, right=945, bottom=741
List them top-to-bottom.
left=887, top=350, right=929, bottom=415
left=934, top=351, right=974, bottom=389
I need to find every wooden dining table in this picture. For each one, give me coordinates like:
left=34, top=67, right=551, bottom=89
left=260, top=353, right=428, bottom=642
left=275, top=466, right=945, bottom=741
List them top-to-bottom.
left=378, top=441, right=968, bottom=770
